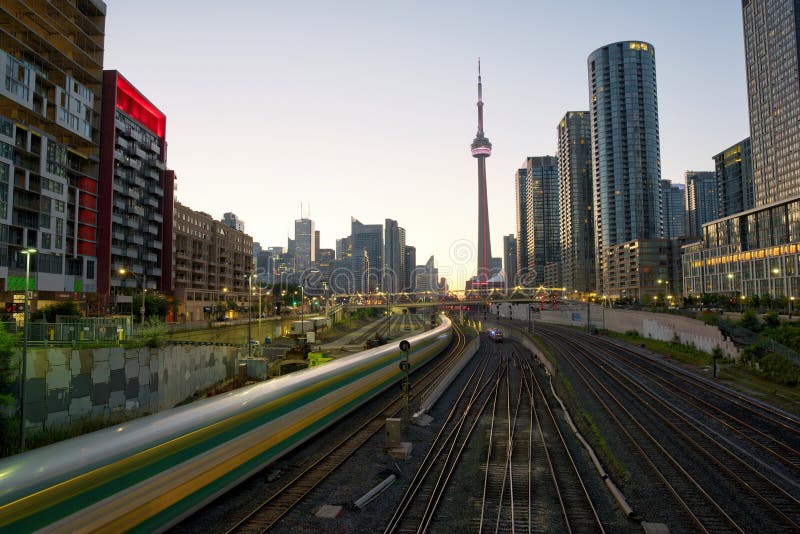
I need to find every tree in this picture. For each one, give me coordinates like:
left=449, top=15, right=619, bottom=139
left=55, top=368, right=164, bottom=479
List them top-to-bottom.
left=31, top=301, right=81, bottom=322
left=739, top=308, right=761, bottom=332
left=0, top=323, right=19, bottom=456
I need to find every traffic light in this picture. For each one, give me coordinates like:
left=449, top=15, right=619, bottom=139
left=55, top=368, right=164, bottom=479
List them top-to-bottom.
left=292, top=301, right=297, bottom=306
left=4, top=303, right=12, bottom=313
left=14, top=303, right=23, bottom=312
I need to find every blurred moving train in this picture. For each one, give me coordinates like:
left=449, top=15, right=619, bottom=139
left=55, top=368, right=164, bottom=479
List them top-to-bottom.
left=0, top=317, right=453, bottom=532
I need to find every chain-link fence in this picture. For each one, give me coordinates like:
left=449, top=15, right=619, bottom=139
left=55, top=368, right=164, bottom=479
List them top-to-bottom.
left=1, top=317, right=133, bottom=345
left=716, top=318, right=800, bottom=366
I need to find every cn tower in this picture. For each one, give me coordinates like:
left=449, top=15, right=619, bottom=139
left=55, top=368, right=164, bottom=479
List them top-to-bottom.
left=471, top=58, right=492, bottom=283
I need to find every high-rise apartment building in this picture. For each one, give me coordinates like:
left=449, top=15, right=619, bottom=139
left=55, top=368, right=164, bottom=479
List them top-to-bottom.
left=743, top=0, right=800, bottom=206
left=0, top=1, right=106, bottom=307
left=589, top=41, right=662, bottom=293
left=99, top=71, right=174, bottom=301
left=557, top=111, right=595, bottom=294
left=714, top=138, right=754, bottom=217
left=526, top=156, right=560, bottom=286
left=514, top=166, right=531, bottom=282
left=685, top=171, right=719, bottom=238
left=660, top=180, right=686, bottom=239
left=222, top=212, right=244, bottom=232
left=351, top=217, right=382, bottom=292
left=294, top=218, right=315, bottom=270
left=384, top=219, right=405, bottom=293
left=503, top=234, right=517, bottom=289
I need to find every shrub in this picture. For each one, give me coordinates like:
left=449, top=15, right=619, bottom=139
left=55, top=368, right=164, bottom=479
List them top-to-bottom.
left=739, top=308, right=761, bottom=332
left=763, top=311, right=780, bottom=329
left=0, top=324, right=20, bottom=457
left=758, top=353, right=800, bottom=386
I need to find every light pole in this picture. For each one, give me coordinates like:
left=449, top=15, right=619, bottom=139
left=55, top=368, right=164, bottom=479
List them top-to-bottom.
left=19, top=247, right=36, bottom=451
left=791, top=296, right=795, bottom=319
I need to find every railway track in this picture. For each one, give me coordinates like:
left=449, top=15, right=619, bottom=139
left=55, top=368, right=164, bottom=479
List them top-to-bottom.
left=219, top=322, right=469, bottom=533
left=536, top=324, right=800, bottom=532
left=385, top=337, right=605, bottom=533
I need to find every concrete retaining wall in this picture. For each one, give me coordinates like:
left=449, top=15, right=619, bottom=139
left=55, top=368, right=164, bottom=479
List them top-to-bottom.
left=492, top=303, right=739, bottom=360
left=20, top=344, right=240, bottom=433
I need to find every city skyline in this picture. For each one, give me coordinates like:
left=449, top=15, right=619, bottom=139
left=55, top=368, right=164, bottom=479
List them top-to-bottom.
left=103, top=1, right=749, bottom=285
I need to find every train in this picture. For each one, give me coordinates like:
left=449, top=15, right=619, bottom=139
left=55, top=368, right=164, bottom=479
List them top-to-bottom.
left=0, top=316, right=453, bottom=533
left=488, top=329, right=504, bottom=343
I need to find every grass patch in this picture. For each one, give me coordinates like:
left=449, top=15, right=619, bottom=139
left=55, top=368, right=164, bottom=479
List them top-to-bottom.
left=604, top=330, right=712, bottom=366
left=532, top=334, right=558, bottom=370
left=718, top=365, right=800, bottom=414
left=552, top=372, right=627, bottom=483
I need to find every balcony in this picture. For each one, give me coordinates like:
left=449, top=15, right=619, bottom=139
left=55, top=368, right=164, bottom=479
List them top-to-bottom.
left=135, top=146, right=147, bottom=159
left=133, top=176, right=146, bottom=188
left=149, top=184, right=164, bottom=196
left=144, top=196, right=159, bottom=208
left=129, top=205, right=145, bottom=217
left=112, top=214, right=123, bottom=225
left=125, top=217, right=139, bottom=229
left=146, top=224, right=158, bottom=235
left=129, top=234, right=144, bottom=245
left=125, top=248, right=138, bottom=258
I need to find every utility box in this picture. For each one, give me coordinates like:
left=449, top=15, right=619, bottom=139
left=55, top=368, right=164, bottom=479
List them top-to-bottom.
left=385, top=417, right=402, bottom=449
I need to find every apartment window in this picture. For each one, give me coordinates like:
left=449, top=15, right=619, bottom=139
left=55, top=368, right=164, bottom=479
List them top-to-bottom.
left=41, top=233, right=51, bottom=249
left=86, top=260, right=94, bottom=280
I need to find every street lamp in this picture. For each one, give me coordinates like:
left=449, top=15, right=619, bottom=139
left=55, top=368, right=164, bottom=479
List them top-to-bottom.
left=19, top=247, right=36, bottom=451
left=118, top=267, right=145, bottom=326
left=247, top=274, right=253, bottom=357
left=790, top=296, right=795, bottom=319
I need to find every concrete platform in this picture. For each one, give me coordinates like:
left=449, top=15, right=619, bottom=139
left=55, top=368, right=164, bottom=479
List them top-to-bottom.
left=388, top=442, right=413, bottom=460
left=315, top=504, right=343, bottom=518
left=641, top=522, right=670, bottom=534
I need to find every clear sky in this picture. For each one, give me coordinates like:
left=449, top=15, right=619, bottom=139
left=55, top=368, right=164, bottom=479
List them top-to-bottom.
left=104, top=1, right=749, bottom=288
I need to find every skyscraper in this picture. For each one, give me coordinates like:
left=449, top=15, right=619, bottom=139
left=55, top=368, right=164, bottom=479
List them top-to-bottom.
left=743, top=0, right=800, bottom=206
left=589, top=41, right=662, bottom=293
left=470, top=59, right=493, bottom=283
left=557, top=111, right=595, bottom=294
left=714, top=138, right=754, bottom=217
left=526, top=156, right=560, bottom=286
left=514, top=167, right=531, bottom=282
left=685, top=171, right=719, bottom=238
left=660, top=180, right=686, bottom=239
left=222, top=212, right=245, bottom=232
left=351, top=217, right=383, bottom=292
left=294, top=218, right=315, bottom=269
left=384, top=219, right=405, bottom=293
left=503, top=235, right=517, bottom=289
left=404, top=245, right=416, bottom=292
